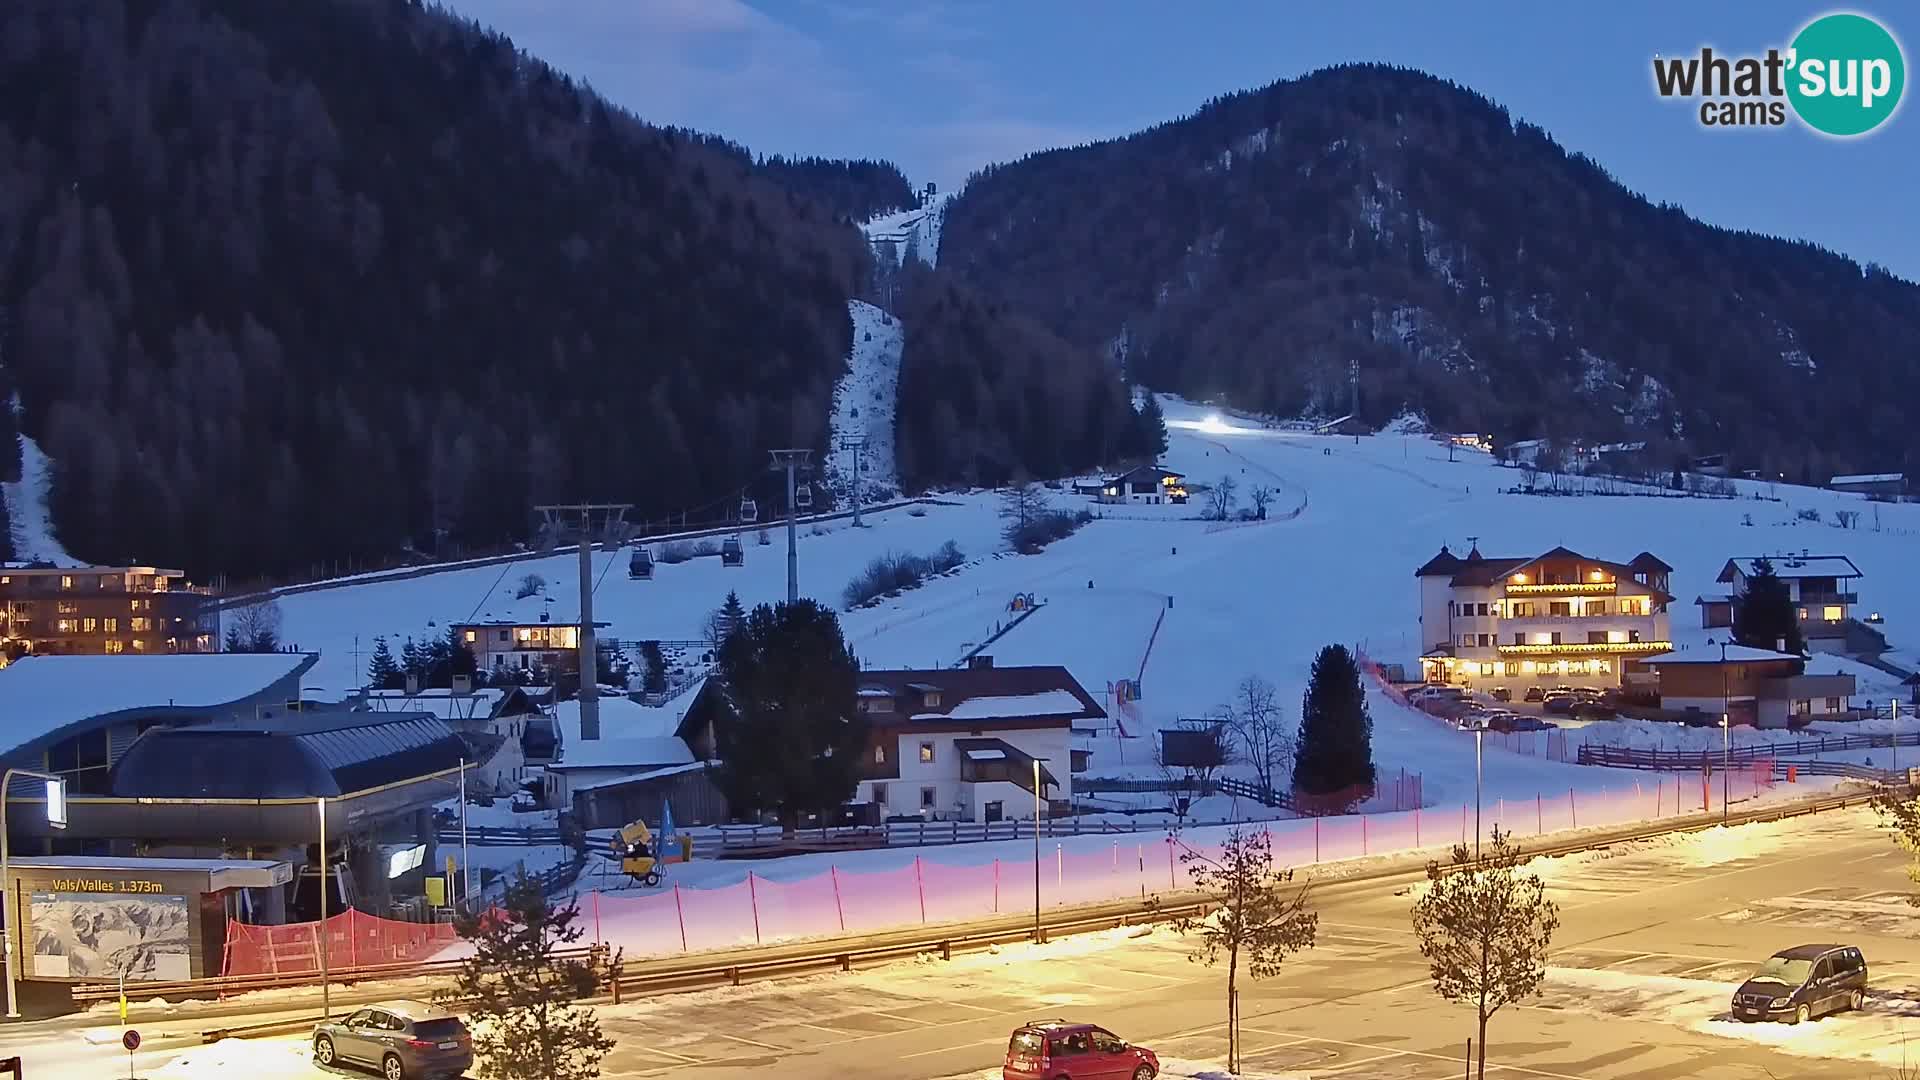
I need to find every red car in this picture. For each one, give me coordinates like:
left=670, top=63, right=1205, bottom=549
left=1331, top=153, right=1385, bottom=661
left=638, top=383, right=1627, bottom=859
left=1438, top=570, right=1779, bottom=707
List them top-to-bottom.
left=1004, top=1019, right=1159, bottom=1080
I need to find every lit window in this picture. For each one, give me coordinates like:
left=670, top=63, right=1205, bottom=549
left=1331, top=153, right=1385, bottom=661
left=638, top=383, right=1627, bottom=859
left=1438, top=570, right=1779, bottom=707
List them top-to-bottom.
left=1589, top=570, right=1605, bottom=582
left=1511, top=573, right=1527, bottom=584
left=60, top=576, right=73, bottom=589
left=152, top=577, right=169, bottom=591
left=56, top=600, right=76, bottom=614
left=1823, top=606, right=1843, bottom=621
left=1797, top=608, right=1808, bottom=620
left=81, top=618, right=97, bottom=633
left=103, top=618, right=117, bottom=632
left=131, top=618, right=151, bottom=632
left=55, top=619, right=73, bottom=633
left=517, top=628, right=532, bottom=642
left=465, top=630, right=477, bottom=643
left=1607, top=630, right=1629, bottom=644
left=104, top=639, right=124, bottom=654
left=131, top=639, right=145, bottom=652
left=1596, top=660, right=1612, bottom=673
left=1479, top=663, right=1495, bottom=676
left=919, top=742, right=935, bottom=764
left=873, top=744, right=886, bottom=764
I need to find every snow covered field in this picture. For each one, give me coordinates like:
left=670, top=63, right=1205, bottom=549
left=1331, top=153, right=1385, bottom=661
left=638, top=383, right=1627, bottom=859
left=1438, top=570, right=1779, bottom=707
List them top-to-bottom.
left=272, top=395, right=1920, bottom=830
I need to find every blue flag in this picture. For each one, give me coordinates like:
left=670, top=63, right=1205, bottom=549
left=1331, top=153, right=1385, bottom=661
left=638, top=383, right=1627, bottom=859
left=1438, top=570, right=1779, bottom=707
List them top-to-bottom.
left=660, top=799, right=675, bottom=858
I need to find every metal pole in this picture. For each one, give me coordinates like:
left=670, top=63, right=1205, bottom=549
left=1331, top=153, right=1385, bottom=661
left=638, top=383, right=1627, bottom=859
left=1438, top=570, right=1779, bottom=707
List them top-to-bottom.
left=786, top=458, right=799, bottom=604
left=578, top=525, right=599, bottom=740
left=1722, top=712, right=1731, bottom=823
left=1474, top=728, right=1483, bottom=859
left=1033, top=757, right=1043, bottom=941
left=459, top=759, right=471, bottom=906
left=317, top=796, right=331, bottom=1019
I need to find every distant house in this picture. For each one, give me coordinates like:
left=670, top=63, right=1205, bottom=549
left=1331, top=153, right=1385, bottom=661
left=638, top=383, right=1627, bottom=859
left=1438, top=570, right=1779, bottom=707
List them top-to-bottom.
left=1098, top=465, right=1187, bottom=505
left=1829, top=473, right=1906, bottom=497
left=1070, top=476, right=1108, bottom=498
left=1700, top=555, right=1864, bottom=653
left=0, top=564, right=217, bottom=658
left=452, top=616, right=609, bottom=675
left=1641, top=646, right=1856, bottom=729
left=851, top=659, right=1104, bottom=822
left=355, top=685, right=543, bottom=796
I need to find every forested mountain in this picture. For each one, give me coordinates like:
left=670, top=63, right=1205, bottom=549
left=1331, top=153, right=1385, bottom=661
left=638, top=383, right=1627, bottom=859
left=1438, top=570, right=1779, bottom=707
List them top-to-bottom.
left=0, top=0, right=869, bottom=580
left=941, top=64, right=1920, bottom=482
left=757, top=156, right=916, bottom=222
left=891, top=263, right=1158, bottom=492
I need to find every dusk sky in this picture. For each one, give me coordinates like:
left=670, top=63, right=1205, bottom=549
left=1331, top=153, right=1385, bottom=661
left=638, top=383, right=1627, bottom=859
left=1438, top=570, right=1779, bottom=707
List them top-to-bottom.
left=444, top=1, right=1916, bottom=278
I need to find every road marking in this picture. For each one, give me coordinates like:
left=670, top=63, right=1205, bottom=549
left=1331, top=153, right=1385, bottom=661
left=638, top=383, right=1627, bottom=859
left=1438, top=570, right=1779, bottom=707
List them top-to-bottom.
left=1558, top=837, right=1881, bottom=912
left=1594, top=952, right=1656, bottom=969
left=793, top=1020, right=850, bottom=1036
left=1236, top=1026, right=1593, bottom=1080
left=709, top=1031, right=786, bottom=1052
left=898, top=1036, right=1001, bottom=1061
left=634, top=1045, right=704, bottom=1064
left=1316, top=1050, right=1412, bottom=1074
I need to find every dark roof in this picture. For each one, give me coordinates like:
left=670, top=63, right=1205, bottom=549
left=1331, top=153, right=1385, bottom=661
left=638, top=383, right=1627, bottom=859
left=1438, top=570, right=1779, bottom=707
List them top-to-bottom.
left=1106, top=464, right=1185, bottom=484
left=1414, top=545, right=1463, bottom=578
left=1441, top=546, right=1675, bottom=601
left=1630, top=552, right=1674, bottom=573
left=1445, top=557, right=1531, bottom=587
left=856, top=665, right=1105, bottom=725
left=109, top=713, right=468, bottom=798
left=952, top=736, right=1060, bottom=788
left=1774, top=944, right=1851, bottom=960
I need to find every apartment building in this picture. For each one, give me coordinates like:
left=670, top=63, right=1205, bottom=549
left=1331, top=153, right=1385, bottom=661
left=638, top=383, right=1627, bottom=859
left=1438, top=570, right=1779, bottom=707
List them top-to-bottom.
left=1416, top=544, right=1674, bottom=689
left=1697, top=554, right=1864, bottom=654
left=0, top=565, right=217, bottom=658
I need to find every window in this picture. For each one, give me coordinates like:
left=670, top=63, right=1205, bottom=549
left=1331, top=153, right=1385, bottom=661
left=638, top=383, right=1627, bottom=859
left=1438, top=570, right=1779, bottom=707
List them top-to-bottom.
left=99, top=574, right=115, bottom=589
left=60, top=575, right=73, bottom=589
left=55, top=600, right=76, bottom=615
left=1585, top=600, right=1609, bottom=616
left=1511, top=601, right=1535, bottom=618
left=1550, top=601, right=1571, bottom=617
left=1476, top=602, right=1489, bottom=616
left=1823, top=605, right=1843, bottom=621
left=1797, top=608, right=1808, bottom=620
left=131, top=617, right=151, bottom=632
left=55, top=618, right=74, bottom=633
left=82, top=618, right=97, bottom=633
left=104, top=618, right=117, bottom=632
left=498, top=629, right=510, bottom=642
left=465, top=630, right=477, bottom=642
left=1607, top=630, right=1628, bottom=644
left=1628, top=630, right=1641, bottom=643
left=1588, top=631, right=1608, bottom=644
left=1550, top=632, right=1562, bottom=645
left=1513, top=633, right=1525, bottom=646
left=1459, top=634, right=1474, bottom=648
left=1477, top=634, right=1491, bottom=647
left=104, top=639, right=124, bottom=654
left=131, top=639, right=145, bottom=652
left=1504, top=662, right=1519, bottom=677
left=1479, top=663, right=1494, bottom=676
left=923, top=692, right=942, bottom=707
left=1826, top=697, right=1843, bottom=712
left=866, top=698, right=894, bottom=713
left=1794, top=699, right=1812, bottom=717
left=918, top=742, right=935, bottom=763
left=873, top=744, right=887, bottom=764
left=872, top=783, right=888, bottom=805
left=920, top=786, right=937, bottom=809
left=984, top=800, right=1003, bottom=823
left=1091, top=1030, right=1126, bottom=1054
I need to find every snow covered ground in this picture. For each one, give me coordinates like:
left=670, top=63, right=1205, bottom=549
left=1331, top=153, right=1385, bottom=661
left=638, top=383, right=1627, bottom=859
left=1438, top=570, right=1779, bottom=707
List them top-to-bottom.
left=862, top=193, right=948, bottom=267
left=825, top=300, right=904, bottom=500
left=273, top=395, right=1920, bottom=837
left=4, top=431, right=79, bottom=565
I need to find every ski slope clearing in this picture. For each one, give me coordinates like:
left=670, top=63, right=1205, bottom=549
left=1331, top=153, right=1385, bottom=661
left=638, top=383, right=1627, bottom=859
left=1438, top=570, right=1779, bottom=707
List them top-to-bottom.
left=862, top=193, right=948, bottom=266
left=826, top=300, right=904, bottom=499
left=277, top=396, right=1920, bottom=812
left=4, top=433, right=79, bottom=565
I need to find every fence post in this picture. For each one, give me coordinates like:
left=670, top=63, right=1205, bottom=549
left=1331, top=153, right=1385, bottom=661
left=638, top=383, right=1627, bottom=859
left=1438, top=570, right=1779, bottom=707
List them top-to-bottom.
left=1569, top=788, right=1577, bottom=828
left=1536, top=793, right=1542, bottom=834
left=1415, top=806, right=1421, bottom=847
left=1316, top=816, right=1322, bottom=862
left=1362, top=816, right=1368, bottom=856
left=1168, top=837, right=1177, bottom=890
left=1056, top=843, right=1064, bottom=897
left=915, top=857, right=927, bottom=923
left=992, top=859, right=999, bottom=914
left=748, top=872, right=762, bottom=945
left=674, top=883, right=689, bottom=952
left=592, top=890, right=601, bottom=945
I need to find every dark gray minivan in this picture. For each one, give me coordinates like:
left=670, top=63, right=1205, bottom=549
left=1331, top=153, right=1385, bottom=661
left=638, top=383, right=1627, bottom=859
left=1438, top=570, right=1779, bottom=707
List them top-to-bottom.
left=1731, top=944, right=1867, bottom=1024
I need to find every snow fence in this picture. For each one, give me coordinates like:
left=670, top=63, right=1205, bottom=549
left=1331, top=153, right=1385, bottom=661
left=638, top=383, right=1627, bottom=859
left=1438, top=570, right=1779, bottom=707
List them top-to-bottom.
left=223, top=907, right=459, bottom=977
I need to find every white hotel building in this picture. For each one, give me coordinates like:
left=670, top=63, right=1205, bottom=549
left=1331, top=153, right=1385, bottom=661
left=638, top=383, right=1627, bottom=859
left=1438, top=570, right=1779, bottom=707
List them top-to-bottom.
left=1416, top=544, right=1674, bottom=689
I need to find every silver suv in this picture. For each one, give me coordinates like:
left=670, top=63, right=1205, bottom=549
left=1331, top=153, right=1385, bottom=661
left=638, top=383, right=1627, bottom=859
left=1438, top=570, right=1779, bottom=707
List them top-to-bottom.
left=313, top=999, right=473, bottom=1079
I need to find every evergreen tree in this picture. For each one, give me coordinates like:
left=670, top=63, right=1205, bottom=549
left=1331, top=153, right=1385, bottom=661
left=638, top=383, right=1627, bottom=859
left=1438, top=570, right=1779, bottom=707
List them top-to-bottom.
left=1137, top=393, right=1169, bottom=458
left=1732, top=557, right=1806, bottom=655
left=719, top=591, right=747, bottom=644
left=711, top=599, right=866, bottom=832
left=223, top=626, right=245, bottom=653
left=367, top=636, right=402, bottom=690
left=399, top=637, right=424, bottom=684
left=639, top=640, right=668, bottom=694
left=1293, top=644, right=1376, bottom=809
left=437, top=872, right=614, bottom=1080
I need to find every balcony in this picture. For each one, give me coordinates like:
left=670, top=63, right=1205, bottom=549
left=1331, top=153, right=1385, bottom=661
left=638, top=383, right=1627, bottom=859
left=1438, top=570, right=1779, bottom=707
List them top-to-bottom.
left=1503, top=581, right=1617, bottom=596
left=1798, top=591, right=1857, bottom=606
left=1497, top=639, right=1674, bottom=656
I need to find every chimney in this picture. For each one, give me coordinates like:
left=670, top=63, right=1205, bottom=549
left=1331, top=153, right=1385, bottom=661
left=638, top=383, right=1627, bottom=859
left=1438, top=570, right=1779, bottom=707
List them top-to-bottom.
left=1777, top=638, right=1786, bottom=653
left=969, top=654, right=994, bottom=670
left=404, top=672, right=421, bottom=695
left=452, top=674, right=471, bottom=695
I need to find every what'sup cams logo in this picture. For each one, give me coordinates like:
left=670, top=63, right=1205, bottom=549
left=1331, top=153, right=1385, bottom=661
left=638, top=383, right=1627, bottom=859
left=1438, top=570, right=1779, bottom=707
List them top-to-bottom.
left=1653, top=11, right=1905, bottom=136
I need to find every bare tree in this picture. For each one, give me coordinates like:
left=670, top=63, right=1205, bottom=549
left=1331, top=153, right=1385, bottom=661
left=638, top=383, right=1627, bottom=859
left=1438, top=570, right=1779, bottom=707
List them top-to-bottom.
left=1206, top=474, right=1239, bottom=520
left=999, top=481, right=1045, bottom=534
left=1247, top=484, right=1275, bottom=519
left=514, top=572, right=546, bottom=600
left=223, top=598, right=283, bottom=652
left=1220, top=675, right=1292, bottom=796
left=1870, top=786, right=1920, bottom=904
left=1165, top=827, right=1317, bottom=1074
left=1411, top=828, right=1560, bottom=1080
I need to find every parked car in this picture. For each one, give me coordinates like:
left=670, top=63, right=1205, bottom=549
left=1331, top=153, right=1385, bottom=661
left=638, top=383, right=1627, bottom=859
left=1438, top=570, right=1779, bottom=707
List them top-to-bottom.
left=1489, top=686, right=1512, bottom=702
left=1523, top=686, right=1547, bottom=703
left=1542, top=692, right=1578, bottom=714
left=1570, top=701, right=1618, bottom=721
left=1475, top=709, right=1518, bottom=732
left=1508, top=716, right=1558, bottom=732
left=1731, top=945, right=1867, bottom=1024
left=313, top=1000, right=473, bottom=1080
left=1004, top=1020, right=1160, bottom=1080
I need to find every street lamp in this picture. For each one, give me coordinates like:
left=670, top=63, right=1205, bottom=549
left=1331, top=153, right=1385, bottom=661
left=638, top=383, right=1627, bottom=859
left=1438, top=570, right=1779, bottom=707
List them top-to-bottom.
left=1709, top=638, right=1730, bottom=823
left=1463, top=716, right=1486, bottom=859
left=1032, top=757, right=1044, bottom=942
left=2, top=768, right=67, bottom=1019
left=317, top=795, right=331, bottom=1019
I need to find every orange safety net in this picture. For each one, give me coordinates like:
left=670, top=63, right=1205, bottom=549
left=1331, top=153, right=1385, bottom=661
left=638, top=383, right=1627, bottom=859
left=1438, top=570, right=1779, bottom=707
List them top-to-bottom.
left=222, top=908, right=459, bottom=977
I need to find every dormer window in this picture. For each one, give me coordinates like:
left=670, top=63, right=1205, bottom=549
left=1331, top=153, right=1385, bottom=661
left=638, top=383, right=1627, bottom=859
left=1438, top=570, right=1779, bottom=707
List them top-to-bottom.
left=923, top=692, right=941, bottom=707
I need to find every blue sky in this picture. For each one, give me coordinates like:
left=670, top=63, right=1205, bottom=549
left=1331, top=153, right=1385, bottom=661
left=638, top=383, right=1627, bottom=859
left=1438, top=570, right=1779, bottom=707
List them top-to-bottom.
left=445, top=1, right=1916, bottom=278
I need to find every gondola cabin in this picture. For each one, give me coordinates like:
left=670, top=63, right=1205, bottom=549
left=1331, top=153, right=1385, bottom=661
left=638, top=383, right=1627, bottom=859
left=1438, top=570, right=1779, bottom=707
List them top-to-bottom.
left=739, top=497, right=759, bottom=524
left=721, top=535, right=745, bottom=567
left=628, top=545, right=653, bottom=580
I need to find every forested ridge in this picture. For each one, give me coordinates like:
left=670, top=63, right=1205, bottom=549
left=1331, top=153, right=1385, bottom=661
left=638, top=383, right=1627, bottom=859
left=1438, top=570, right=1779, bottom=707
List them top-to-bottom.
left=0, top=0, right=870, bottom=579
left=941, top=64, right=1920, bottom=482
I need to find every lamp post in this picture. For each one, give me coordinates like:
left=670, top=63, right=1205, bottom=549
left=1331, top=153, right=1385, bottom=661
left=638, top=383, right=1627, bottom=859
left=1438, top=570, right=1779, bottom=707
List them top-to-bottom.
left=1709, top=638, right=1730, bottom=823
left=1472, top=720, right=1485, bottom=859
left=1032, top=757, right=1044, bottom=943
left=2, top=768, right=66, bottom=1019
left=317, top=796, right=331, bottom=1019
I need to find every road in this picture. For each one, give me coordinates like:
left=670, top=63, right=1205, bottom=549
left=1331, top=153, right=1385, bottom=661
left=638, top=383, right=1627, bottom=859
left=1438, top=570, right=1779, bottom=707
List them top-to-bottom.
left=10, top=807, right=1912, bottom=1078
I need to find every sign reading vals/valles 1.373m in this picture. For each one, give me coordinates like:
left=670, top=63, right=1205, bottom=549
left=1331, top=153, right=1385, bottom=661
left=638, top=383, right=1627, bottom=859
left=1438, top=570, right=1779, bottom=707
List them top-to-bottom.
left=1653, top=11, right=1906, bottom=136
left=47, top=878, right=168, bottom=894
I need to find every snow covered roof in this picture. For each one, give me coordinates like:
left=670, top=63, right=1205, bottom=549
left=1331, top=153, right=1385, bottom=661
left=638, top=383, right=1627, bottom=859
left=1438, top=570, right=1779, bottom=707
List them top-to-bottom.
left=1830, top=473, right=1903, bottom=486
left=1717, top=555, right=1862, bottom=582
left=1640, top=645, right=1804, bottom=665
left=0, top=652, right=317, bottom=760
left=857, top=666, right=1102, bottom=731
left=360, top=687, right=512, bottom=721
left=939, top=690, right=1089, bottom=721
left=551, top=694, right=687, bottom=744
left=548, top=735, right=695, bottom=771
left=961, top=747, right=1007, bottom=761
left=573, top=761, right=710, bottom=791
left=9, top=855, right=291, bottom=890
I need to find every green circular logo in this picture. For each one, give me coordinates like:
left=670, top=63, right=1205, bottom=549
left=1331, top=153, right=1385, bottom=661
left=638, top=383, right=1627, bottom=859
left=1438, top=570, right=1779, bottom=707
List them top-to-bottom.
left=1787, top=13, right=1906, bottom=136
